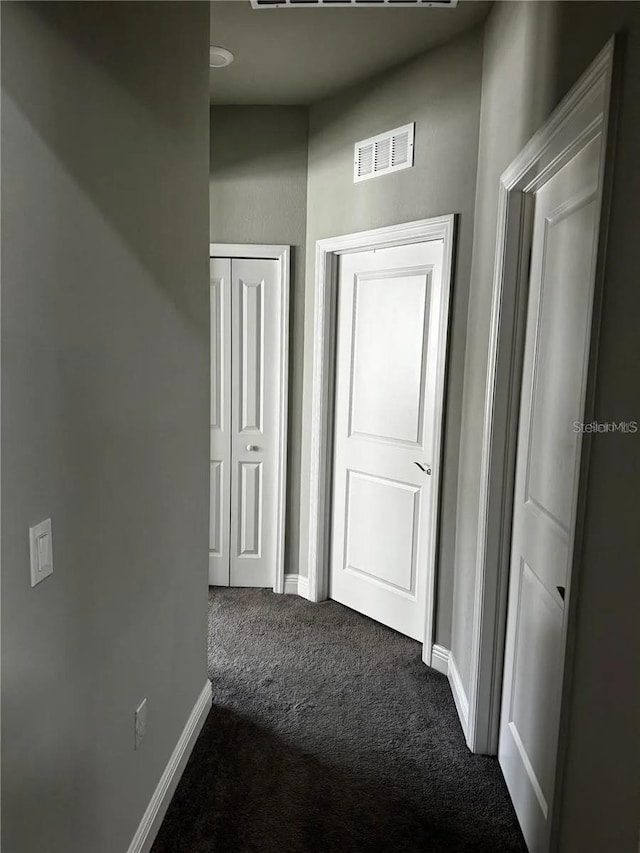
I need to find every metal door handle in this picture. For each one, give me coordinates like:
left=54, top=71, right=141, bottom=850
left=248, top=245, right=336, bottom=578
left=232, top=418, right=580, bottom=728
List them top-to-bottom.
left=246, top=444, right=259, bottom=452
left=414, top=462, right=432, bottom=475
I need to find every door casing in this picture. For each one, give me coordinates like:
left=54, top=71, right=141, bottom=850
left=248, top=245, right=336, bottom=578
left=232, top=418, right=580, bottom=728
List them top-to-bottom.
left=467, top=35, right=618, bottom=847
left=305, top=216, right=456, bottom=665
left=209, top=243, right=290, bottom=594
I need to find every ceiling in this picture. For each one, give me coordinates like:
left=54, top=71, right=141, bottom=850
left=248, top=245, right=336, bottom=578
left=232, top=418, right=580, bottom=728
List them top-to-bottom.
left=210, top=0, right=491, bottom=105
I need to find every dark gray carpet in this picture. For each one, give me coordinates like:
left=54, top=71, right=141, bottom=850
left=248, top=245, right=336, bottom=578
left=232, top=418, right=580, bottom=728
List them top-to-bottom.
left=152, top=588, right=526, bottom=853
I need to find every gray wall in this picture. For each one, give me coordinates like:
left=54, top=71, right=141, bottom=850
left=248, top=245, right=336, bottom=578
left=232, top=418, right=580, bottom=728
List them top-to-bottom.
left=451, top=0, right=559, bottom=692
left=450, top=1, right=640, bottom=849
left=1, top=4, right=209, bottom=852
left=299, top=29, right=484, bottom=646
left=209, top=106, right=308, bottom=577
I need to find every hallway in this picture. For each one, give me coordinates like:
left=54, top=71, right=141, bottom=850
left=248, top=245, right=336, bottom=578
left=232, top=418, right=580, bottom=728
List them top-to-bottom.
left=152, top=589, right=525, bottom=852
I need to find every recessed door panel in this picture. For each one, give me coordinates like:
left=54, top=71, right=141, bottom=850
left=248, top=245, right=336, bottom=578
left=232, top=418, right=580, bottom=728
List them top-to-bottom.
left=524, top=198, right=597, bottom=533
left=330, top=240, right=445, bottom=641
left=349, top=269, right=430, bottom=446
left=211, top=276, right=223, bottom=430
left=240, top=279, right=264, bottom=433
left=209, top=461, right=223, bottom=554
left=238, top=461, right=262, bottom=557
left=344, top=471, right=419, bottom=595
left=508, top=561, right=563, bottom=814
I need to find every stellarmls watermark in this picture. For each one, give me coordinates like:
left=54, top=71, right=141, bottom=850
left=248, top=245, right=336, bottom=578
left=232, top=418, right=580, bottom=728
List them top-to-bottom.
left=573, top=420, right=638, bottom=434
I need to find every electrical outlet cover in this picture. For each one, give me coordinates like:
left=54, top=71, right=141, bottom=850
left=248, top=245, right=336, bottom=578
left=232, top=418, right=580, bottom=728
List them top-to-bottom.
left=29, top=518, right=54, bottom=587
left=135, top=698, right=148, bottom=750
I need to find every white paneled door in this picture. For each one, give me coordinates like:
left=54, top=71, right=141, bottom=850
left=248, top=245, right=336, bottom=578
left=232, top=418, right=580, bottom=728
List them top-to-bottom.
left=499, top=137, right=602, bottom=851
left=330, top=240, right=445, bottom=641
left=209, top=255, right=282, bottom=589
left=209, top=258, right=232, bottom=586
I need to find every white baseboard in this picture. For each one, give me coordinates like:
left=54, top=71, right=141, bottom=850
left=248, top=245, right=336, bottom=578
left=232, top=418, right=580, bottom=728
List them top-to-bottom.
left=283, top=573, right=310, bottom=599
left=283, top=574, right=299, bottom=595
left=297, top=575, right=309, bottom=599
left=430, top=643, right=451, bottom=676
left=427, top=644, right=469, bottom=738
left=447, top=652, right=469, bottom=739
left=127, top=680, right=212, bottom=853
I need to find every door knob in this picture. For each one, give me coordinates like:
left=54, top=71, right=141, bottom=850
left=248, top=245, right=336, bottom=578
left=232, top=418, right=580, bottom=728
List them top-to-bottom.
left=246, top=444, right=259, bottom=452
left=415, top=462, right=432, bottom=475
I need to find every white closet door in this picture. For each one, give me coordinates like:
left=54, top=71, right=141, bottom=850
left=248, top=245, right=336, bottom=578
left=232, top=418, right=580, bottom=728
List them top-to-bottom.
left=499, top=136, right=601, bottom=851
left=329, top=240, right=445, bottom=641
left=209, top=258, right=232, bottom=585
left=229, top=258, right=280, bottom=588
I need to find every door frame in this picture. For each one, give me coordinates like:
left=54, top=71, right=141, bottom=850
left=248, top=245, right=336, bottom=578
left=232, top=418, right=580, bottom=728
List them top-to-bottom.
left=467, top=35, right=617, bottom=795
left=305, top=216, right=455, bottom=664
left=209, top=243, right=290, bottom=594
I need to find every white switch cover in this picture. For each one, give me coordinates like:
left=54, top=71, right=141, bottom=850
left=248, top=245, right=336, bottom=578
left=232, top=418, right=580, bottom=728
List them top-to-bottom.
left=29, top=518, right=54, bottom=587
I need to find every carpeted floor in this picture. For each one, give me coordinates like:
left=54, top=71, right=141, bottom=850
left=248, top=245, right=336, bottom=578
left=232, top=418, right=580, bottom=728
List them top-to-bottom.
left=152, top=588, right=526, bottom=853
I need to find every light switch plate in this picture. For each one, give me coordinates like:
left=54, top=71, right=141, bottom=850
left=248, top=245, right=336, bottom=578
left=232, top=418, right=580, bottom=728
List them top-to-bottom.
left=29, top=518, right=54, bottom=587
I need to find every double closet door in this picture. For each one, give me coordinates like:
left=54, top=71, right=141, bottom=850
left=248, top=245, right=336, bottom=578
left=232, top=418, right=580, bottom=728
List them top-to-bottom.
left=209, top=255, right=282, bottom=589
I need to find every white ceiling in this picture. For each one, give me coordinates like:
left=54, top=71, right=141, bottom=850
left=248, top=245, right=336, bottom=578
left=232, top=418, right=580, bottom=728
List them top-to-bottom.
left=210, top=0, right=491, bottom=105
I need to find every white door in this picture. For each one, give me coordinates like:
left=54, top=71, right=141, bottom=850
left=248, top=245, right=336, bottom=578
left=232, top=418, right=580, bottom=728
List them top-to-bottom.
left=499, top=136, right=602, bottom=851
left=329, top=240, right=445, bottom=641
left=209, top=256, right=282, bottom=589
left=209, top=257, right=232, bottom=586
left=230, top=257, right=280, bottom=587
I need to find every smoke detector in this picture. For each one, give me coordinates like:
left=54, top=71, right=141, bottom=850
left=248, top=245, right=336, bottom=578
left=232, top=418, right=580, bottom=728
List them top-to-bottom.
left=209, top=46, right=234, bottom=68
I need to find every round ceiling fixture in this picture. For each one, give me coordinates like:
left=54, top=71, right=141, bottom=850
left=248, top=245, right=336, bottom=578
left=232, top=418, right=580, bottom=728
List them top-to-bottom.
left=209, top=46, right=234, bottom=69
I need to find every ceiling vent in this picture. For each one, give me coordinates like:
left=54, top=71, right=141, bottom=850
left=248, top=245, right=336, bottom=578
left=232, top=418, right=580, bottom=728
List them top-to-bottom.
left=251, top=1, right=457, bottom=8
left=354, top=123, right=415, bottom=183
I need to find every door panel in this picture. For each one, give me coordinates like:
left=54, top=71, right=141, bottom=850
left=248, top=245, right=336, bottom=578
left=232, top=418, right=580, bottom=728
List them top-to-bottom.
left=499, top=136, right=601, bottom=851
left=524, top=198, right=598, bottom=533
left=330, top=241, right=444, bottom=641
left=230, top=258, right=280, bottom=587
left=209, top=259, right=232, bottom=585
left=349, top=270, right=429, bottom=446
left=239, top=278, right=263, bottom=431
left=209, top=461, right=223, bottom=553
left=238, top=461, right=262, bottom=557
left=344, top=471, right=419, bottom=595
left=509, top=561, right=563, bottom=806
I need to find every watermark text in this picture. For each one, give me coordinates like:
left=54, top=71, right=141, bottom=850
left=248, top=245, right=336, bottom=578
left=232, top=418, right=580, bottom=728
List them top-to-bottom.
left=573, top=420, right=638, bottom=434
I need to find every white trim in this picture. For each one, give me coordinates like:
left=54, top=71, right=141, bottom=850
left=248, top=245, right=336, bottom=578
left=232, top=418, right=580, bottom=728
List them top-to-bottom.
left=0, top=9, right=3, bottom=839
left=468, top=37, right=616, bottom=760
left=306, top=216, right=455, bottom=665
left=209, top=243, right=290, bottom=595
left=210, top=243, right=290, bottom=261
left=283, top=573, right=311, bottom=599
left=283, top=574, right=299, bottom=595
left=431, top=643, right=469, bottom=740
left=430, top=644, right=450, bottom=676
left=430, top=644, right=469, bottom=736
left=447, top=653, right=469, bottom=738
left=127, top=680, right=212, bottom=853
